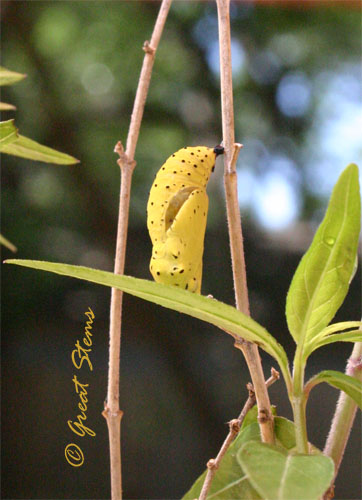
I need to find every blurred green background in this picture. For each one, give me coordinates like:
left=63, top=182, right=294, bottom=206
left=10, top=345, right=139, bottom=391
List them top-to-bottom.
left=1, top=1, right=361, bottom=499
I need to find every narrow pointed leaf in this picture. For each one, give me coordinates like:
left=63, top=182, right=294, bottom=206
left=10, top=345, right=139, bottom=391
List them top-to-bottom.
left=0, top=66, right=26, bottom=86
left=0, top=102, right=16, bottom=111
left=0, top=119, right=18, bottom=149
left=1, top=135, right=79, bottom=164
left=286, top=164, right=361, bottom=346
left=0, top=234, right=17, bottom=252
left=5, top=259, right=290, bottom=377
left=304, top=321, right=362, bottom=358
left=311, top=321, right=362, bottom=343
left=304, top=330, right=362, bottom=358
left=305, top=370, right=362, bottom=409
left=238, top=442, right=334, bottom=500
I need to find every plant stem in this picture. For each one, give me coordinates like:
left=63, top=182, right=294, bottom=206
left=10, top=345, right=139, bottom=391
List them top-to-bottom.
left=216, top=0, right=275, bottom=445
left=102, top=2, right=172, bottom=499
left=323, top=341, right=362, bottom=476
left=291, top=344, right=309, bottom=453
left=199, top=369, right=279, bottom=500
left=292, top=395, right=309, bottom=454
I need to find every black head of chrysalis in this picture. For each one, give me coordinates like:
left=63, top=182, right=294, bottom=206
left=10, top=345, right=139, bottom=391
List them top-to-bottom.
left=213, top=145, right=224, bottom=156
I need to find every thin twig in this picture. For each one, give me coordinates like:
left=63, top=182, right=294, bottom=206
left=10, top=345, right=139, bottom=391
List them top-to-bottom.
left=216, top=0, right=275, bottom=445
left=102, top=2, right=172, bottom=499
left=322, top=340, right=362, bottom=499
left=199, top=368, right=280, bottom=500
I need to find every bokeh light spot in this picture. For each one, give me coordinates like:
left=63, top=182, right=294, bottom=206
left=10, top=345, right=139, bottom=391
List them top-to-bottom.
left=32, top=6, right=79, bottom=56
left=270, top=33, right=307, bottom=66
left=206, top=38, right=245, bottom=77
left=248, top=50, right=281, bottom=85
left=81, top=63, right=114, bottom=95
left=306, top=65, right=362, bottom=195
left=276, top=71, right=311, bottom=118
left=179, top=91, right=213, bottom=126
left=21, top=170, right=64, bottom=209
left=253, top=172, right=300, bottom=231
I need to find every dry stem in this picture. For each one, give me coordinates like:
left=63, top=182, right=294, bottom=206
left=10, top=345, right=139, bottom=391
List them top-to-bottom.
left=216, top=0, right=275, bottom=445
left=102, top=2, right=172, bottom=499
left=323, top=340, right=362, bottom=499
left=198, top=369, right=279, bottom=500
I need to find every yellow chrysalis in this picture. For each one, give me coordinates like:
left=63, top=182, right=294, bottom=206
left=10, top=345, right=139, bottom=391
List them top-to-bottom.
left=147, top=145, right=224, bottom=293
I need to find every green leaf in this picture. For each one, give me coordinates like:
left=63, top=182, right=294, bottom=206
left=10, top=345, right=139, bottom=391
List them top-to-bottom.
left=0, top=66, right=27, bottom=86
left=0, top=102, right=16, bottom=111
left=0, top=119, right=18, bottom=149
left=1, top=135, right=79, bottom=165
left=286, top=164, right=361, bottom=348
left=0, top=234, right=17, bottom=252
left=5, top=259, right=290, bottom=380
left=304, top=321, right=362, bottom=358
left=312, top=321, right=362, bottom=341
left=305, top=331, right=362, bottom=358
left=305, top=370, right=362, bottom=409
left=241, top=406, right=259, bottom=430
left=183, top=417, right=300, bottom=500
left=274, top=417, right=296, bottom=450
left=183, top=422, right=262, bottom=500
left=238, top=442, right=334, bottom=500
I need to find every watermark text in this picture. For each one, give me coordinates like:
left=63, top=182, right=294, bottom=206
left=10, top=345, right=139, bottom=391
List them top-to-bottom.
left=65, top=307, right=96, bottom=467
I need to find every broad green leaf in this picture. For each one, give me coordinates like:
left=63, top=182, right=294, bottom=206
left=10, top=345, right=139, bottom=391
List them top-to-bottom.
left=0, top=66, right=26, bottom=86
left=0, top=102, right=16, bottom=111
left=0, top=119, right=18, bottom=149
left=1, top=135, right=79, bottom=165
left=286, top=164, right=361, bottom=347
left=0, top=234, right=17, bottom=252
left=5, top=259, right=291, bottom=381
left=305, top=370, right=362, bottom=409
left=241, top=406, right=259, bottom=430
left=183, top=417, right=300, bottom=500
left=274, top=417, right=296, bottom=450
left=183, top=422, right=262, bottom=500
left=240, top=422, right=266, bottom=445
left=238, top=442, right=334, bottom=500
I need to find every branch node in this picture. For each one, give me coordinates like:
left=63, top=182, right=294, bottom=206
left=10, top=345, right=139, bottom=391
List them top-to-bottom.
left=143, top=40, right=155, bottom=54
left=114, top=140, right=124, bottom=155
left=114, top=141, right=136, bottom=172
left=228, top=142, right=243, bottom=172
left=233, top=337, right=247, bottom=349
left=270, top=367, right=280, bottom=381
left=264, top=368, right=280, bottom=388
left=246, top=382, right=255, bottom=398
left=102, top=405, right=124, bottom=421
left=258, top=408, right=272, bottom=424
left=229, top=418, right=241, bottom=434
left=206, top=458, right=218, bottom=471
left=323, top=484, right=335, bottom=500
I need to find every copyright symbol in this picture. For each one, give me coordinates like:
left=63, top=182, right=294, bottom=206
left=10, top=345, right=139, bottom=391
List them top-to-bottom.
left=65, top=443, right=84, bottom=467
